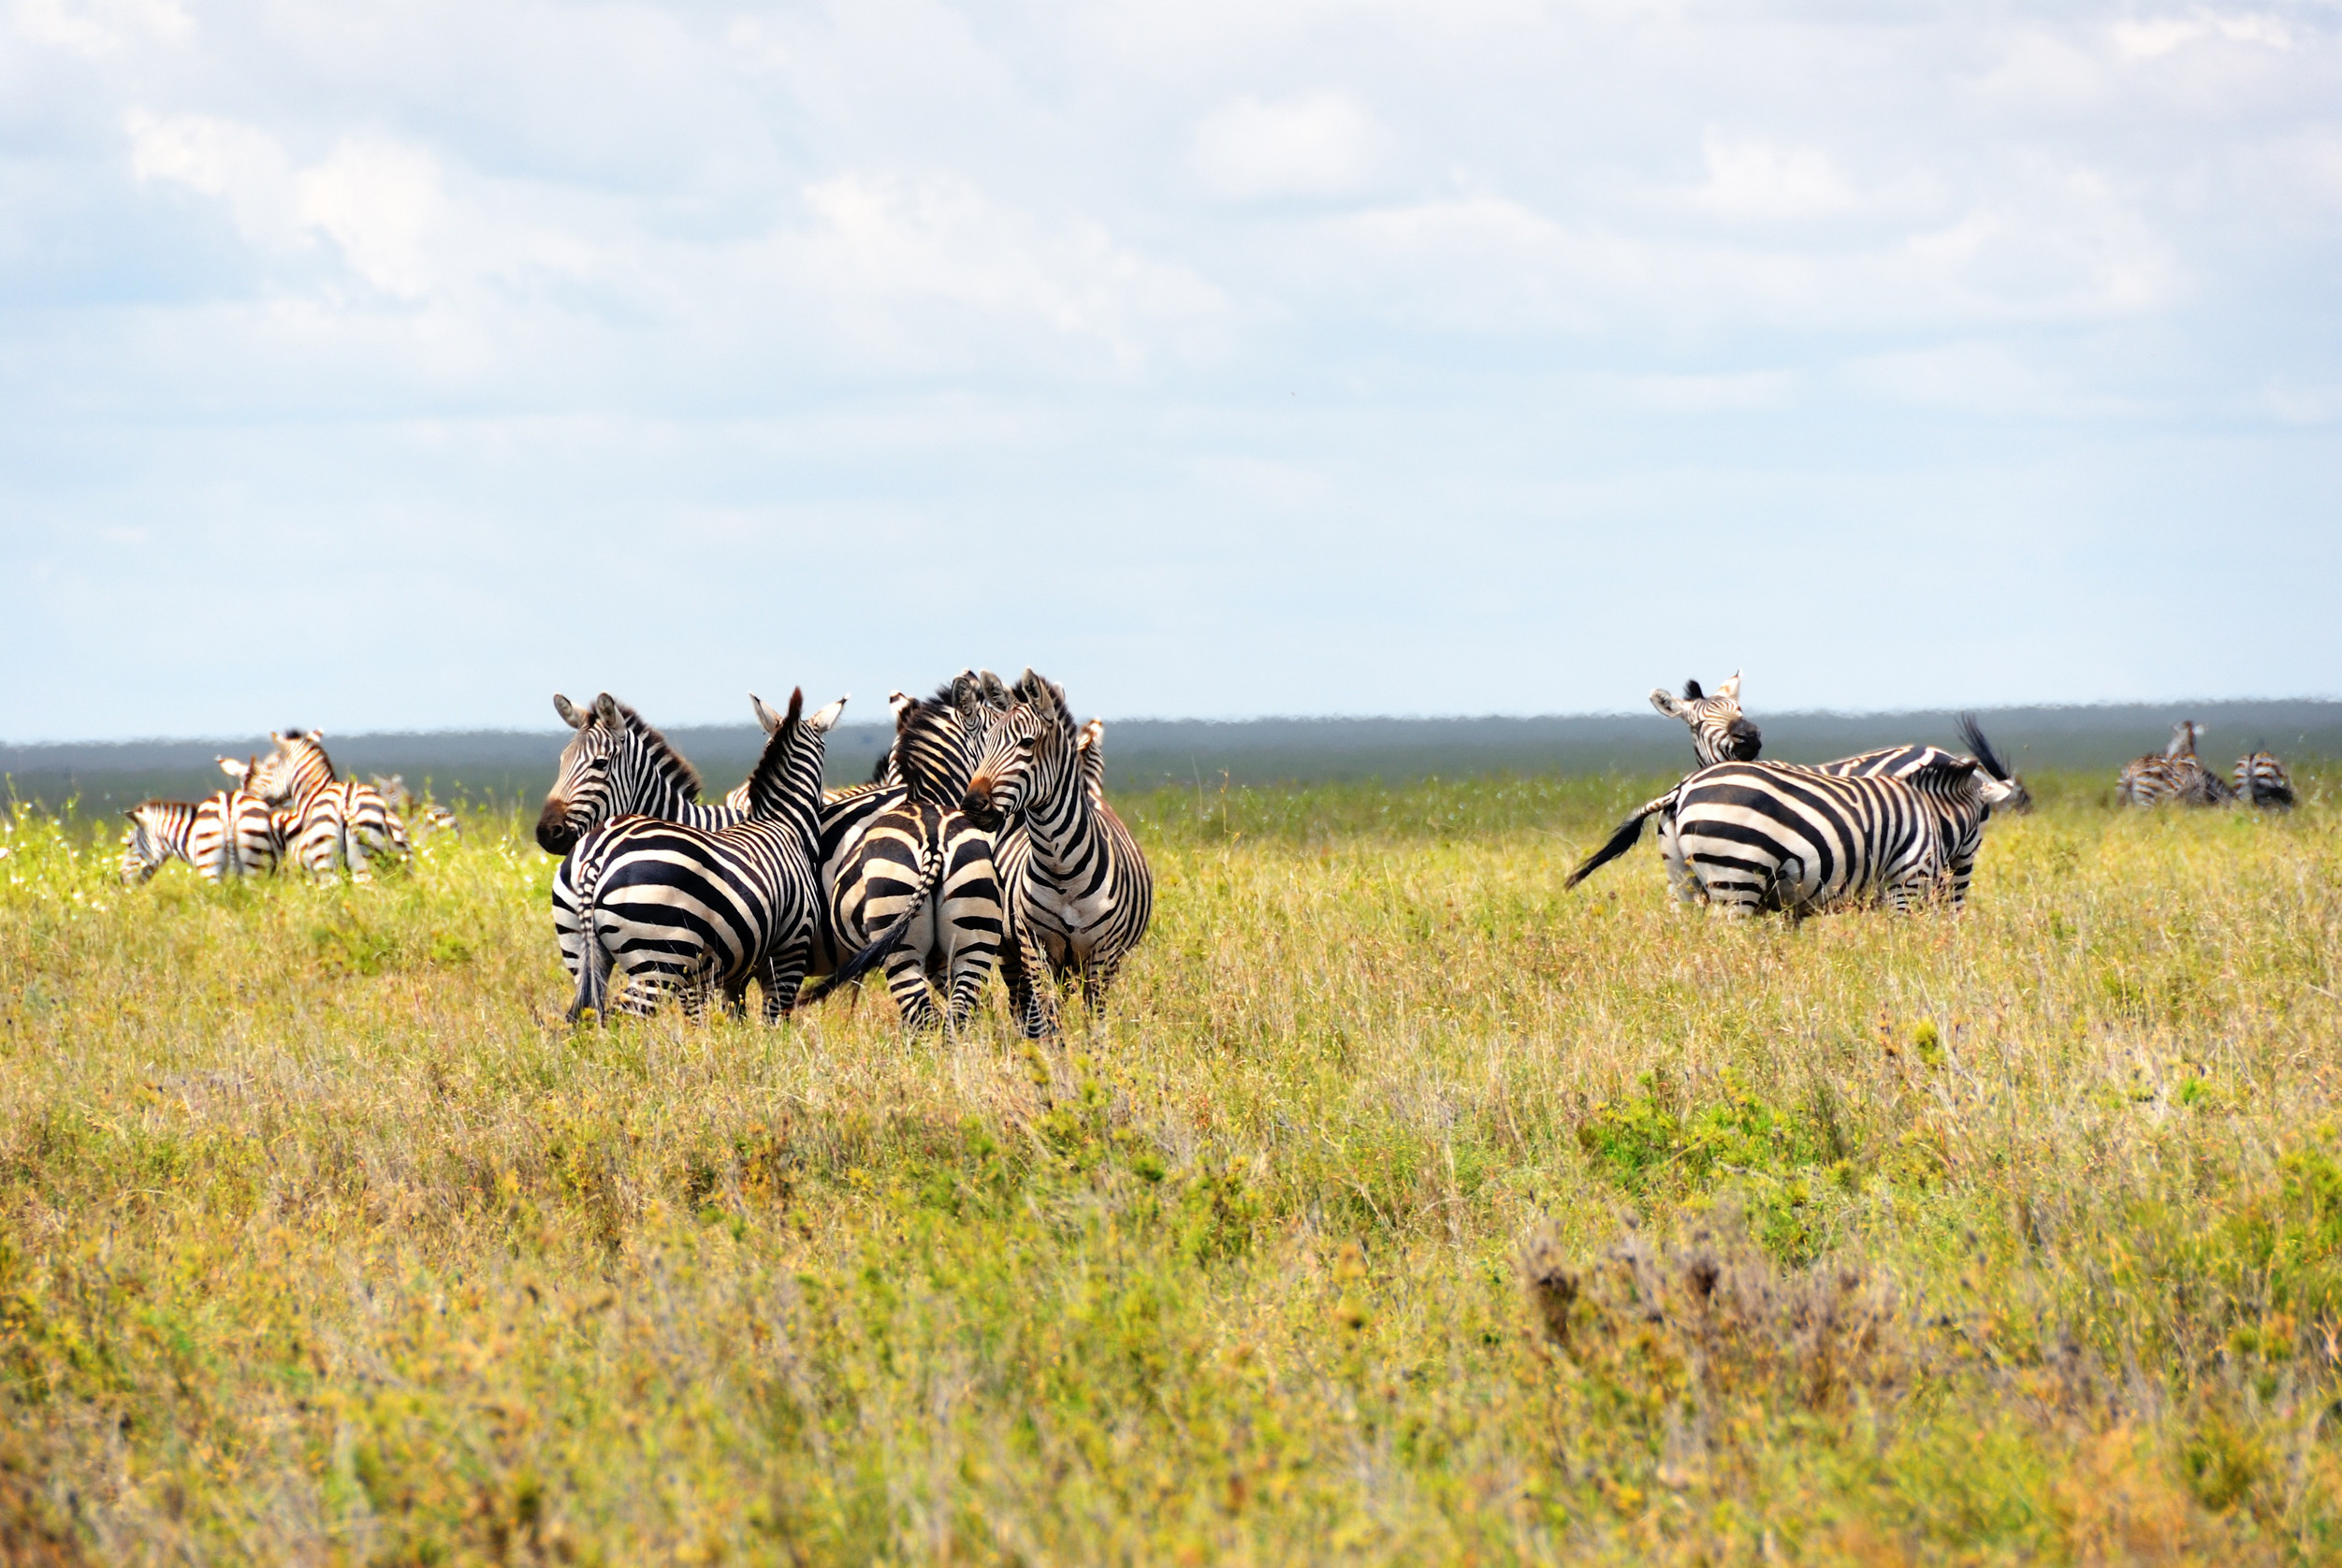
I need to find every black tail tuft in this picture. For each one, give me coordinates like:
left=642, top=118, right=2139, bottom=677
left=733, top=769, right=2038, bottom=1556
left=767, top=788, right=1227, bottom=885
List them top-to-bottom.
left=1957, top=713, right=2011, bottom=782
left=1567, top=806, right=1657, bottom=889
left=797, top=908, right=914, bottom=1006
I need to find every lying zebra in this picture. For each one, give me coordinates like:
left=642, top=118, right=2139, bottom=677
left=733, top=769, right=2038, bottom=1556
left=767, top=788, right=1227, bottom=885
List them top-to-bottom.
left=1567, top=718, right=2023, bottom=918
left=2117, top=722, right=2233, bottom=807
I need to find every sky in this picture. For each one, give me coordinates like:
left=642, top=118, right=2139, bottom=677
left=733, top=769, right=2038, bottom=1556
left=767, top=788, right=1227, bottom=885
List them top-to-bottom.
left=3, top=0, right=2339, bottom=741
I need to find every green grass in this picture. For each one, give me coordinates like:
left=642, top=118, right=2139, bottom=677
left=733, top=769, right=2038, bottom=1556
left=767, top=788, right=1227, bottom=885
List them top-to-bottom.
left=2, top=772, right=2338, bottom=1563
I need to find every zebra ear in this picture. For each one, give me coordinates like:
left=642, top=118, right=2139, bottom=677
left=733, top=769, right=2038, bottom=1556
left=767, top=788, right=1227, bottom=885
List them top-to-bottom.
left=980, top=670, right=1010, bottom=709
left=1718, top=671, right=1742, bottom=701
left=1650, top=689, right=1687, bottom=719
left=888, top=690, right=916, bottom=728
left=591, top=693, right=621, bottom=728
left=553, top=694, right=589, bottom=730
left=749, top=694, right=785, bottom=734
left=807, top=694, right=849, bottom=733
left=1079, top=719, right=1103, bottom=750
left=217, top=756, right=245, bottom=780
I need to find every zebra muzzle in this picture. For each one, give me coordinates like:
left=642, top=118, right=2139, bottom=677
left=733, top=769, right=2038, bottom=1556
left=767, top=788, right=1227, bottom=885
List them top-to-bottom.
left=535, top=801, right=578, bottom=855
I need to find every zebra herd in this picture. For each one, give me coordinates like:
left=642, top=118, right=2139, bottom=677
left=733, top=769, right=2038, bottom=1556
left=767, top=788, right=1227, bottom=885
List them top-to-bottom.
left=537, top=667, right=1153, bottom=1036
left=1569, top=673, right=2028, bottom=919
left=2117, top=721, right=2296, bottom=810
left=121, top=732, right=453, bottom=886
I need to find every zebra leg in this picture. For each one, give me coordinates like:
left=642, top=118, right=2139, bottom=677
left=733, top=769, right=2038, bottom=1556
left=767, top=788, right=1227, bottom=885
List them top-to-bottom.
left=996, top=926, right=1054, bottom=1038
left=761, top=935, right=813, bottom=1023
left=942, top=936, right=1000, bottom=1035
left=881, top=946, right=938, bottom=1031
left=1079, top=951, right=1127, bottom=1014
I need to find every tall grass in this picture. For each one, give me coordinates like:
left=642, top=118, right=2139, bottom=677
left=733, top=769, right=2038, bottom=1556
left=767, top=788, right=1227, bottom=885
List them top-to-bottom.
left=2, top=772, right=2338, bottom=1563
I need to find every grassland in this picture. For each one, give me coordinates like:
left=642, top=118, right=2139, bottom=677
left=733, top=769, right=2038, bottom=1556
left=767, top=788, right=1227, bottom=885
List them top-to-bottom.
left=1, top=771, right=2338, bottom=1564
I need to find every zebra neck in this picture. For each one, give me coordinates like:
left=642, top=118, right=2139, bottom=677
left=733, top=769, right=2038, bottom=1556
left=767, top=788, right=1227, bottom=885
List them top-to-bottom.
left=1023, top=776, right=1098, bottom=869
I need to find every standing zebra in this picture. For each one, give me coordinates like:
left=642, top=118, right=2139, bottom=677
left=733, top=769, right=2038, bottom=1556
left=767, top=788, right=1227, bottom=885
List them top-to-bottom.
left=962, top=670, right=1153, bottom=1037
left=1650, top=674, right=1763, bottom=765
left=824, top=685, right=1008, bottom=1032
left=570, top=690, right=883, bottom=1022
left=537, top=691, right=906, bottom=1003
left=1812, top=717, right=2034, bottom=812
left=1566, top=722, right=2022, bottom=918
left=2117, top=722, right=2233, bottom=806
left=246, top=732, right=410, bottom=880
left=2233, top=751, right=2295, bottom=809
left=371, top=776, right=461, bottom=837
left=121, top=781, right=282, bottom=884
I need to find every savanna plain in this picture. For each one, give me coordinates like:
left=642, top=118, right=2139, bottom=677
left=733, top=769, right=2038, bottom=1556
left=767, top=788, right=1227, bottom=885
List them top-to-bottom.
left=3, top=771, right=2339, bottom=1565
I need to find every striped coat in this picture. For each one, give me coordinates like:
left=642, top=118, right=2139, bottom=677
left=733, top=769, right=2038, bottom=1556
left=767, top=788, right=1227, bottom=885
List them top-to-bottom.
left=964, top=672, right=1153, bottom=1036
left=569, top=691, right=873, bottom=1022
left=1814, top=717, right=2034, bottom=812
left=2117, top=722, right=2233, bottom=807
left=1568, top=726, right=2022, bottom=918
left=246, top=733, right=409, bottom=880
left=2233, top=752, right=2295, bottom=810
left=121, top=789, right=282, bottom=884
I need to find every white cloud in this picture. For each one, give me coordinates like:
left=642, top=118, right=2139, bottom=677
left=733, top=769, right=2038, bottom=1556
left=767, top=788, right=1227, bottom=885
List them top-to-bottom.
left=2113, top=11, right=2292, bottom=61
left=1190, top=91, right=1384, bottom=200
left=1693, top=137, right=1858, bottom=220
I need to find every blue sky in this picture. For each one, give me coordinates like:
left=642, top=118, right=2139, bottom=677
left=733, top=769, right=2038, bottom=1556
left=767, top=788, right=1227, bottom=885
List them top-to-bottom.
left=4, top=0, right=2338, bottom=741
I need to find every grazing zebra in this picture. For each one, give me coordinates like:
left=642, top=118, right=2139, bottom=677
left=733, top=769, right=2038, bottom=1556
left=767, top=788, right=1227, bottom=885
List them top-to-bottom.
left=963, top=671, right=1154, bottom=1037
left=1650, top=673, right=1763, bottom=765
left=823, top=685, right=1009, bottom=1031
left=569, top=690, right=885, bottom=1022
left=538, top=691, right=907, bottom=1003
left=1814, top=717, right=2034, bottom=812
left=1566, top=722, right=2022, bottom=918
left=2117, top=722, right=2233, bottom=807
left=247, top=732, right=410, bottom=880
left=2233, top=751, right=2295, bottom=809
left=371, top=776, right=461, bottom=837
left=120, top=785, right=282, bottom=884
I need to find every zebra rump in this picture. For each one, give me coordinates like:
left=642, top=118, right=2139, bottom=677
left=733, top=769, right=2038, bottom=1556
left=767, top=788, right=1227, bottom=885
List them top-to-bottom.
left=1814, top=715, right=2032, bottom=813
left=2234, top=751, right=2294, bottom=809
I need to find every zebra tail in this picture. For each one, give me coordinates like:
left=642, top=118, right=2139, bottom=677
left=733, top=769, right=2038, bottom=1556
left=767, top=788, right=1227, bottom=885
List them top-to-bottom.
left=1565, top=790, right=1677, bottom=889
left=799, top=832, right=946, bottom=1006
left=568, top=903, right=613, bottom=1023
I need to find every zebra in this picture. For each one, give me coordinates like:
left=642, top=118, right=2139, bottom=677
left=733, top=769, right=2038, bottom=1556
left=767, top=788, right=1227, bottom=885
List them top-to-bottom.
left=837, top=668, right=1011, bottom=799
left=962, top=670, right=1153, bottom=1036
left=1650, top=673, right=1762, bottom=765
left=823, top=685, right=1009, bottom=1031
left=538, top=690, right=909, bottom=1005
left=569, top=690, right=893, bottom=1022
left=1812, top=717, right=2034, bottom=813
left=1565, top=719, right=2023, bottom=918
left=2117, top=722, right=2233, bottom=806
left=246, top=732, right=410, bottom=880
left=2233, top=751, right=2295, bottom=809
left=371, top=776, right=461, bottom=837
left=121, top=784, right=282, bottom=884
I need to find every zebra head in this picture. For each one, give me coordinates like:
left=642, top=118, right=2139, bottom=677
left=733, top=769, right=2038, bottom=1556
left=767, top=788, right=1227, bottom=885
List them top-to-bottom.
left=961, top=671, right=1075, bottom=831
left=1649, top=673, right=1762, bottom=764
left=738, top=690, right=849, bottom=830
left=537, top=692, right=705, bottom=855
left=2165, top=720, right=2205, bottom=759
left=249, top=731, right=334, bottom=806
left=121, top=801, right=181, bottom=884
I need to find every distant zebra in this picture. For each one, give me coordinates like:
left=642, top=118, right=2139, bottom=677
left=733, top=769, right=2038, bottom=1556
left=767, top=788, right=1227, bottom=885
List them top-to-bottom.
left=963, top=670, right=1154, bottom=1036
left=1649, top=673, right=1763, bottom=765
left=824, top=684, right=1009, bottom=1031
left=569, top=690, right=890, bottom=1022
left=538, top=691, right=908, bottom=1006
left=1814, top=717, right=2034, bottom=812
left=2117, top=721, right=2233, bottom=807
left=1566, top=722, right=2023, bottom=918
left=246, top=732, right=410, bottom=880
left=2233, top=751, right=2295, bottom=809
left=371, top=776, right=461, bottom=837
left=121, top=784, right=281, bottom=884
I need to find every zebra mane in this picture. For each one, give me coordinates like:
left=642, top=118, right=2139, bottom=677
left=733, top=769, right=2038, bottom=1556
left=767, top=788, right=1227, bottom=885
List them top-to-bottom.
left=1013, top=668, right=1078, bottom=737
left=1682, top=679, right=1704, bottom=701
left=740, top=689, right=806, bottom=803
left=606, top=699, right=705, bottom=796
left=1956, top=715, right=2011, bottom=782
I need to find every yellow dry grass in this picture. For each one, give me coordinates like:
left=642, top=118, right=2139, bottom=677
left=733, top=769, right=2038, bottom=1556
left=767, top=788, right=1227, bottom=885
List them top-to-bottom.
left=1, top=770, right=2337, bottom=1564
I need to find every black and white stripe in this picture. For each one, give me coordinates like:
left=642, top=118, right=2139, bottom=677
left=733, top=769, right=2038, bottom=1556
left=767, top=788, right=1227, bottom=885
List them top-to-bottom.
left=963, top=670, right=1153, bottom=1036
left=1649, top=673, right=1763, bottom=766
left=569, top=690, right=867, bottom=1022
left=1814, top=717, right=2033, bottom=812
left=1567, top=721, right=2022, bottom=917
left=2117, top=721, right=2233, bottom=806
left=247, top=732, right=409, bottom=880
left=2233, top=751, right=2294, bottom=809
left=121, top=787, right=282, bottom=884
